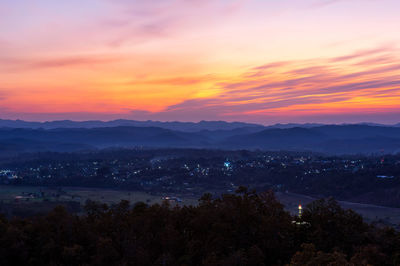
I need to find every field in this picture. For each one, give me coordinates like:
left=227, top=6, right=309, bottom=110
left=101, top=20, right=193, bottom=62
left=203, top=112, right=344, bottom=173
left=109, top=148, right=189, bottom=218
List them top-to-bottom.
left=0, top=185, right=198, bottom=217
left=0, top=185, right=200, bottom=204
left=1, top=185, right=400, bottom=228
left=0, top=186, right=197, bottom=205
left=276, top=192, right=400, bottom=228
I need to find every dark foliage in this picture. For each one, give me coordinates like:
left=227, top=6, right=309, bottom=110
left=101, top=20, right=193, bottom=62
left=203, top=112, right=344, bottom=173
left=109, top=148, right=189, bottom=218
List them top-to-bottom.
left=0, top=189, right=399, bottom=265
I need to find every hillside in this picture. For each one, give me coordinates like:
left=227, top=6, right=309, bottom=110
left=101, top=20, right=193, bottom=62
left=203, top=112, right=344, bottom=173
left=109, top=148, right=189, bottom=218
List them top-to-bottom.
left=0, top=124, right=400, bottom=154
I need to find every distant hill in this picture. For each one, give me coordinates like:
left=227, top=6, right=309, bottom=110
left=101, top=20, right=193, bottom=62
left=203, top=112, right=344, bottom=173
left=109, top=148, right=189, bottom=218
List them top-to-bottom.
left=0, top=119, right=264, bottom=132
left=1, top=119, right=398, bottom=131
left=0, top=122, right=400, bottom=154
left=265, top=123, right=324, bottom=129
left=224, top=125, right=400, bottom=154
left=0, top=127, right=207, bottom=149
left=222, top=127, right=326, bottom=150
left=0, top=138, right=94, bottom=155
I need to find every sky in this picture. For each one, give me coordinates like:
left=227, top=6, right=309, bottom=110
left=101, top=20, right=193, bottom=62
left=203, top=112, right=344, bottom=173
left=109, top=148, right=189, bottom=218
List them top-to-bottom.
left=0, top=0, right=399, bottom=124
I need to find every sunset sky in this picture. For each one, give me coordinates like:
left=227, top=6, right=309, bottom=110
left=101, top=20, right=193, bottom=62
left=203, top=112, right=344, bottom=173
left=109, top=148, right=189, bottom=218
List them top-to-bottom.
left=1, top=0, right=399, bottom=124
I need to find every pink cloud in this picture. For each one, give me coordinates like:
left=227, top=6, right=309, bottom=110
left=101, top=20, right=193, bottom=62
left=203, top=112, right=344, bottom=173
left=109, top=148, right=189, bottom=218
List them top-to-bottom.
left=129, top=46, right=400, bottom=123
left=329, top=46, right=395, bottom=62
left=0, top=55, right=120, bottom=71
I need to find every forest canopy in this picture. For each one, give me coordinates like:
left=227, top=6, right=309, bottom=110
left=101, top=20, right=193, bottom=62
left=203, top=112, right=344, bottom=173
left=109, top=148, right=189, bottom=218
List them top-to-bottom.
left=0, top=188, right=399, bottom=265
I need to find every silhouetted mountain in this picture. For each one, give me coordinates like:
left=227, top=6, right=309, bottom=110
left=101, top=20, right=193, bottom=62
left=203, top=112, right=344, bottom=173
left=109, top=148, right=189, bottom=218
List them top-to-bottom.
left=0, top=119, right=264, bottom=131
left=355, top=122, right=388, bottom=127
left=265, top=123, right=324, bottom=129
left=0, top=124, right=400, bottom=154
left=223, top=125, right=400, bottom=154
left=313, top=125, right=400, bottom=139
left=0, top=127, right=211, bottom=154
left=194, top=127, right=266, bottom=141
left=222, top=127, right=326, bottom=150
left=318, top=137, right=400, bottom=154
left=0, top=138, right=94, bottom=155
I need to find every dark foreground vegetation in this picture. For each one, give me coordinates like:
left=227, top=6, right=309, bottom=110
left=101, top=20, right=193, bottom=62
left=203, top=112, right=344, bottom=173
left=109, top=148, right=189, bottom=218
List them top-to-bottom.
left=1, top=188, right=399, bottom=265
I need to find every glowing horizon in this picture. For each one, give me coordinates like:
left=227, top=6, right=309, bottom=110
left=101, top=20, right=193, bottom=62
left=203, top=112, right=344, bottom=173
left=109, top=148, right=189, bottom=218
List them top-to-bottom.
left=1, top=0, right=400, bottom=124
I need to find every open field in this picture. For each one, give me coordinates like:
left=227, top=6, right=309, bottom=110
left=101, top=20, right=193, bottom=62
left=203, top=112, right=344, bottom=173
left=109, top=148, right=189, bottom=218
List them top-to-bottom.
left=0, top=185, right=199, bottom=207
left=0, top=185, right=199, bottom=218
left=1, top=185, right=400, bottom=228
left=276, top=192, right=400, bottom=227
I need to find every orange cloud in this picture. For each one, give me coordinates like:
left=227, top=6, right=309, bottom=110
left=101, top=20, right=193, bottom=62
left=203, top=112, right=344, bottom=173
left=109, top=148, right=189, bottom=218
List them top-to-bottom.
left=1, top=0, right=400, bottom=124
left=2, top=46, right=399, bottom=124
left=119, top=46, right=400, bottom=123
left=0, top=55, right=120, bottom=72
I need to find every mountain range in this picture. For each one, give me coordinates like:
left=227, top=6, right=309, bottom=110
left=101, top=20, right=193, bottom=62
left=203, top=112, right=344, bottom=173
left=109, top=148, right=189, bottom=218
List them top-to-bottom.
left=0, top=119, right=263, bottom=132
left=1, top=119, right=398, bottom=131
left=0, top=120, right=400, bottom=155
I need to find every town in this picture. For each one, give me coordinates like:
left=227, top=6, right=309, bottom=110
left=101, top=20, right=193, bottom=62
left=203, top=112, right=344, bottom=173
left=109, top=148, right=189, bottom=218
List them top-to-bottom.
left=1, top=148, right=400, bottom=208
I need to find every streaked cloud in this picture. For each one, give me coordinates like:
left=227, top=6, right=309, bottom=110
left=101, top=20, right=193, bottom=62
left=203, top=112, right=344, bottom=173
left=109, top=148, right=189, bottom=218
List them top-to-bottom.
left=0, top=0, right=399, bottom=124
left=127, top=46, right=400, bottom=123
left=0, top=55, right=120, bottom=71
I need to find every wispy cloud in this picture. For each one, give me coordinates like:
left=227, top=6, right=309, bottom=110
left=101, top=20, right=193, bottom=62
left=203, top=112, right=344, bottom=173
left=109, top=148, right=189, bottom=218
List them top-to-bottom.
left=1, top=0, right=400, bottom=124
left=99, top=0, right=245, bottom=47
left=309, top=0, right=345, bottom=8
left=133, top=46, right=400, bottom=122
left=329, top=46, right=394, bottom=62
left=0, top=55, right=120, bottom=71
left=126, top=75, right=215, bottom=86
left=0, top=91, right=8, bottom=101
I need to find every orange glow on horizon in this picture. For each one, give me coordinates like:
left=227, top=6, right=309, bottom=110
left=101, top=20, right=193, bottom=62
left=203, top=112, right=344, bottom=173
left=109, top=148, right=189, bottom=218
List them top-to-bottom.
left=1, top=0, right=400, bottom=123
